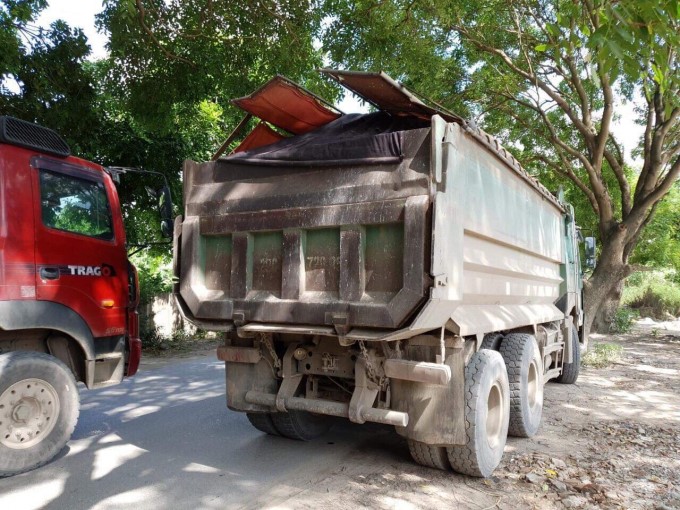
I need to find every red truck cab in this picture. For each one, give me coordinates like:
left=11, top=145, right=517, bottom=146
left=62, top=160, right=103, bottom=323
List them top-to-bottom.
left=0, top=116, right=141, bottom=476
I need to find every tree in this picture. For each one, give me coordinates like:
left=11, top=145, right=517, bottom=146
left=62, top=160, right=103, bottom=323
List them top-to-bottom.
left=96, top=0, right=338, bottom=133
left=322, top=0, right=680, bottom=334
left=1, top=1, right=98, bottom=148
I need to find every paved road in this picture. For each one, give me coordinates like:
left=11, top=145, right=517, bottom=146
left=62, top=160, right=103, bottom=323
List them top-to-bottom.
left=0, top=353, right=404, bottom=510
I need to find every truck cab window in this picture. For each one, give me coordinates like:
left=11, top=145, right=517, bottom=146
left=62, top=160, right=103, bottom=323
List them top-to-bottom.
left=39, top=170, right=114, bottom=240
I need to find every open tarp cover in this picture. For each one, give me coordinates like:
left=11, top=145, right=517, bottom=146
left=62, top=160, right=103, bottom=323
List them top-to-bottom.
left=231, top=76, right=341, bottom=135
left=221, top=111, right=428, bottom=167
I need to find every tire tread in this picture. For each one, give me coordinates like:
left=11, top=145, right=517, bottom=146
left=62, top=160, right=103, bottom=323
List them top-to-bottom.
left=499, top=333, right=543, bottom=438
left=447, top=350, right=509, bottom=478
left=408, top=440, right=450, bottom=470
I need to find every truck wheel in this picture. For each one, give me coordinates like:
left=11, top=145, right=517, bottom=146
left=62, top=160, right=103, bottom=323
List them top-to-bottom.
left=555, top=328, right=581, bottom=384
left=480, top=333, right=504, bottom=351
left=499, top=333, right=543, bottom=438
left=447, top=350, right=509, bottom=478
left=0, top=352, right=79, bottom=477
left=270, top=410, right=331, bottom=441
left=246, top=412, right=281, bottom=436
left=407, top=440, right=450, bottom=470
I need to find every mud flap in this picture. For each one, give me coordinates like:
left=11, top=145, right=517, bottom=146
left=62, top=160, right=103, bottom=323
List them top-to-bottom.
left=391, top=340, right=466, bottom=445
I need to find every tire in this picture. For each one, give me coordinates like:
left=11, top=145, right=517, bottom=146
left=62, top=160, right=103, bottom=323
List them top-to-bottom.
left=556, top=327, right=581, bottom=384
left=480, top=333, right=504, bottom=351
left=499, top=333, right=543, bottom=438
left=447, top=350, right=509, bottom=478
left=0, top=352, right=79, bottom=477
left=270, top=410, right=331, bottom=441
left=246, top=412, right=281, bottom=436
left=408, top=440, right=450, bottom=470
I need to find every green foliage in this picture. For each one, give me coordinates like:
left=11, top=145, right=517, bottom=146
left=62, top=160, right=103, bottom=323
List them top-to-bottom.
left=96, top=0, right=337, bottom=133
left=630, top=183, right=680, bottom=271
left=130, top=250, right=172, bottom=306
left=623, top=270, right=680, bottom=319
left=609, top=307, right=639, bottom=333
left=582, top=342, right=624, bottom=367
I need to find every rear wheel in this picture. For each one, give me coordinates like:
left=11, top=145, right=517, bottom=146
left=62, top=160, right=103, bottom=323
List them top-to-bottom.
left=556, top=328, right=581, bottom=384
left=480, top=333, right=504, bottom=351
left=499, top=333, right=543, bottom=437
left=447, top=350, right=510, bottom=478
left=0, top=352, right=79, bottom=477
left=270, top=410, right=331, bottom=441
left=246, top=412, right=280, bottom=436
left=408, top=440, right=450, bottom=470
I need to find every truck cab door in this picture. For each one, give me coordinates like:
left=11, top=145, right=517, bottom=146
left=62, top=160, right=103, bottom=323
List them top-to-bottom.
left=31, top=157, right=128, bottom=338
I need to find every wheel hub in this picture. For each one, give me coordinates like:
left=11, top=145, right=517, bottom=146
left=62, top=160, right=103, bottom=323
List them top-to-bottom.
left=528, top=360, right=539, bottom=409
left=0, top=378, right=59, bottom=449
left=486, top=381, right=504, bottom=449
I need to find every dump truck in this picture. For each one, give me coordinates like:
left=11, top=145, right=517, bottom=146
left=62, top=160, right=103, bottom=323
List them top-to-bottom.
left=173, top=70, right=590, bottom=477
left=0, top=116, right=171, bottom=476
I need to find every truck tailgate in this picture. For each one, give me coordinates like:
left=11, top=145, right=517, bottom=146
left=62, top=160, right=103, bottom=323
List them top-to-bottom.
left=176, top=128, right=432, bottom=331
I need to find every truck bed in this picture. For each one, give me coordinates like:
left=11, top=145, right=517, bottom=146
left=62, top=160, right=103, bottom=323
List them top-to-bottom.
left=175, top=117, right=566, bottom=339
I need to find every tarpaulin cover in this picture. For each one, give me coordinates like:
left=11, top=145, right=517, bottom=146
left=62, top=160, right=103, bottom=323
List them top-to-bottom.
left=319, top=69, right=464, bottom=124
left=232, top=76, right=341, bottom=135
left=221, top=112, right=428, bottom=167
left=232, top=122, right=286, bottom=154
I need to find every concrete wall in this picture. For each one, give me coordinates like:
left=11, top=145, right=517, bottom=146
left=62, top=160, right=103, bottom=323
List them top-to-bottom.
left=141, top=292, right=195, bottom=339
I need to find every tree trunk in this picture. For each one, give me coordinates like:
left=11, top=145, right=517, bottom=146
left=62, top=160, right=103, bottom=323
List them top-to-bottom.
left=582, top=229, right=630, bottom=345
left=591, top=279, right=624, bottom=333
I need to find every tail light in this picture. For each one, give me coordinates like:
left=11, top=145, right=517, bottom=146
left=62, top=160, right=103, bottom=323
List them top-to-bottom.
left=127, top=261, right=140, bottom=309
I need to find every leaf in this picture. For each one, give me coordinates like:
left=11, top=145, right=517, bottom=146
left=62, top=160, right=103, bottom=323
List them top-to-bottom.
left=535, top=43, right=548, bottom=52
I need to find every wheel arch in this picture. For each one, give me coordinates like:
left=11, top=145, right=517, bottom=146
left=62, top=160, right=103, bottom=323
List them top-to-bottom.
left=0, top=301, right=95, bottom=387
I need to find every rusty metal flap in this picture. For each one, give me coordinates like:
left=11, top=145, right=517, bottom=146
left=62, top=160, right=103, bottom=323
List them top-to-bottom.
left=319, top=69, right=464, bottom=124
left=231, top=76, right=342, bottom=135
left=232, top=122, right=286, bottom=154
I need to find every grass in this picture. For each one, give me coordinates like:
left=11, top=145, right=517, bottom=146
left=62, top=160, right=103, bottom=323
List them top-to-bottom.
left=622, top=270, right=680, bottom=320
left=582, top=342, right=624, bottom=368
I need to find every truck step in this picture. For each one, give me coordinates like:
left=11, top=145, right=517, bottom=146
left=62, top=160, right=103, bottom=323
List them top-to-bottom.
left=542, top=342, right=564, bottom=357
left=543, top=367, right=562, bottom=383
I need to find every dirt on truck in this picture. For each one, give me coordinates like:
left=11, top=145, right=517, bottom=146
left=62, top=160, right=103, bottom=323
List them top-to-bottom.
left=173, top=69, right=594, bottom=478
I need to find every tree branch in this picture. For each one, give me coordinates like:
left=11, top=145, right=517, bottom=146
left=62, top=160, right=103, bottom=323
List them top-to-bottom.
left=135, top=0, right=195, bottom=67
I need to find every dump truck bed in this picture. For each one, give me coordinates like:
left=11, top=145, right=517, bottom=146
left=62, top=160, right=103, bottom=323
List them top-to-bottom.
left=175, top=114, right=565, bottom=340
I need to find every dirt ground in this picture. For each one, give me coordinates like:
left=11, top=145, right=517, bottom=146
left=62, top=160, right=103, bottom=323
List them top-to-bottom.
left=228, top=332, right=679, bottom=510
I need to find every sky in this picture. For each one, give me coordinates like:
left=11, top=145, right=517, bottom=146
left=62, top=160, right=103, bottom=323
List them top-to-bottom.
left=35, top=0, right=643, bottom=166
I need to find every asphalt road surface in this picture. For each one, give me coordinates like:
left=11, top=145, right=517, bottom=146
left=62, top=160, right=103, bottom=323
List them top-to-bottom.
left=0, top=352, right=410, bottom=510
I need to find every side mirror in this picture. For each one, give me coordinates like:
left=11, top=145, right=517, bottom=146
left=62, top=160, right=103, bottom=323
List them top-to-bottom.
left=157, top=185, right=173, bottom=238
left=584, top=236, right=596, bottom=269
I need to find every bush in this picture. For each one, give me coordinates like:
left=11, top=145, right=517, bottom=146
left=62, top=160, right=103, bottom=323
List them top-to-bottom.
left=130, top=251, right=173, bottom=306
left=623, top=270, right=680, bottom=320
left=610, top=307, right=638, bottom=333
left=139, top=315, right=167, bottom=352
left=582, top=343, right=624, bottom=368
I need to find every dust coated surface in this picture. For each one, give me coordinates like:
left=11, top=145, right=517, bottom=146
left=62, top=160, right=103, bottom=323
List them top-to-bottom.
left=0, top=334, right=678, bottom=510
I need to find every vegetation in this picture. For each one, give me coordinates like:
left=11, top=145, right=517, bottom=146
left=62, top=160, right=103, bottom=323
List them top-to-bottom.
left=1, top=0, right=678, bottom=333
left=322, top=0, right=680, bottom=334
left=623, top=270, right=680, bottom=319
left=609, top=307, right=638, bottom=334
left=582, top=342, right=624, bottom=368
